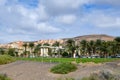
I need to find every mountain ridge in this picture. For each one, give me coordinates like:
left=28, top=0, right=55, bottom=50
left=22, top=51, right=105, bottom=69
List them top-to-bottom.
left=0, top=34, right=115, bottom=47
left=73, top=34, right=114, bottom=41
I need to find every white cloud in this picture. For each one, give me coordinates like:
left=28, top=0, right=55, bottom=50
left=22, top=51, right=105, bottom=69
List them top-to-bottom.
left=0, top=0, right=60, bottom=35
left=0, top=0, right=7, bottom=5
left=0, top=0, right=120, bottom=43
left=43, top=0, right=91, bottom=15
left=45, top=0, right=90, bottom=9
left=93, top=0, right=120, bottom=6
left=18, top=5, right=49, bottom=21
left=36, top=5, right=49, bottom=21
left=81, top=10, right=120, bottom=28
left=55, top=14, right=77, bottom=24
left=95, top=16, right=120, bottom=28
left=36, top=23, right=61, bottom=33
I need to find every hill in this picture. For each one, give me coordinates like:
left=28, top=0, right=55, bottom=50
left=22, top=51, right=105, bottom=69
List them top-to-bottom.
left=0, top=34, right=115, bottom=48
left=73, top=34, right=114, bottom=41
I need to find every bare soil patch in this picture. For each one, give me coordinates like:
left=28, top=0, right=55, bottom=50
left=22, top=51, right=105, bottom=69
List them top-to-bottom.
left=0, top=60, right=120, bottom=80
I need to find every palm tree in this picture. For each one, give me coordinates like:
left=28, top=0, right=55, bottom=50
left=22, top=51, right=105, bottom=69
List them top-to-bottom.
left=114, top=37, right=120, bottom=54
left=114, top=37, right=120, bottom=42
left=66, top=39, right=76, bottom=58
left=95, top=39, right=102, bottom=56
left=80, top=40, right=88, bottom=56
left=88, top=40, right=96, bottom=56
left=52, top=41, right=60, bottom=47
left=52, top=41, right=61, bottom=57
left=101, top=41, right=109, bottom=58
left=106, top=41, right=114, bottom=57
left=111, top=41, right=117, bottom=56
left=28, top=42, right=34, bottom=57
left=23, top=43, right=27, bottom=57
left=43, top=43, right=50, bottom=46
left=34, top=44, right=41, bottom=57
left=0, top=48, right=5, bottom=55
left=7, top=48, right=16, bottom=56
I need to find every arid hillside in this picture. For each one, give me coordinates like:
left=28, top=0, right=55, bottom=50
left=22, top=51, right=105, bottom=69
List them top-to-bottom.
left=0, top=34, right=115, bottom=48
left=73, top=34, right=115, bottom=41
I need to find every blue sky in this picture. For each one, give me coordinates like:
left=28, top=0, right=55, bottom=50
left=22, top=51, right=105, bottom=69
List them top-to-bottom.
left=0, top=0, right=120, bottom=43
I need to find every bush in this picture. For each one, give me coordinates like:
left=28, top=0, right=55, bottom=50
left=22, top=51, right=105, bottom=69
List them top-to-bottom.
left=7, top=48, right=15, bottom=56
left=62, top=52, right=69, bottom=57
left=0, top=55, right=15, bottom=65
left=50, top=63, right=77, bottom=74
left=0, top=74, right=11, bottom=80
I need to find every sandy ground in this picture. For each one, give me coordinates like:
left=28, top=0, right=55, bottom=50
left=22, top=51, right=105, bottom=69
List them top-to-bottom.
left=0, top=60, right=120, bottom=80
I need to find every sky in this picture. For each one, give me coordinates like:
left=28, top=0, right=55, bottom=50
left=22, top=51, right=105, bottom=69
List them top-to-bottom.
left=0, top=0, right=120, bottom=43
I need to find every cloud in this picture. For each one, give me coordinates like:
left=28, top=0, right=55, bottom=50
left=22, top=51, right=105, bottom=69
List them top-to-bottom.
left=0, top=0, right=60, bottom=35
left=0, top=0, right=120, bottom=43
left=0, top=0, right=7, bottom=5
left=43, top=0, right=91, bottom=15
left=44, top=0, right=89, bottom=9
left=93, top=0, right=120, bottom=7
left=18, top=4, right=49, bottom=21
left=81, top=10, right=120, bottom=28
left=55, top=14, right=77, bottom=24
left=36, top=23, right=61, bottom=33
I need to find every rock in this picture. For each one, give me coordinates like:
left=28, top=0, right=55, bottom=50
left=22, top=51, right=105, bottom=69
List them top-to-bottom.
left=79, top=62, right=102, bottom=67
left=117, top=63, right=120, bottom=66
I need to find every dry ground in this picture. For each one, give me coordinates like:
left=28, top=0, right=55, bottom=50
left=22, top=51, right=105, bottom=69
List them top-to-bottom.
left=0, top=60, right=120, bottom=80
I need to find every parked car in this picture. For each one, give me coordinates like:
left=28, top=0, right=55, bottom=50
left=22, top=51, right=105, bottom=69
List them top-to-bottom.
left=108, top=54, right=120, bottom=58
left=116, top=54, right=120, bottom=58
left=90, top=55, right=100, bottom=58
left=108, top=55, right=116, bottom=58
left=79, top=56, right=87, bottom=58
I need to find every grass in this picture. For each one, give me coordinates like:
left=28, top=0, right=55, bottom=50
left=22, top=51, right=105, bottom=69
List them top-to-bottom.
left=0, top=55, right=16, bottom=65
left=16, top=57, right=120, bottom=63
left=50, top=63, right=77, bottom=74
left=0, top=74, right=11, bottom=80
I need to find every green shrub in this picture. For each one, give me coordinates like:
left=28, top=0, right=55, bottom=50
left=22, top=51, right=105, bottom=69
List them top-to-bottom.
left=0, top=55, right=15, bottom=65
left=50, top=63, right=77, bottom=74
left=0, top=74, right=11, bottom=80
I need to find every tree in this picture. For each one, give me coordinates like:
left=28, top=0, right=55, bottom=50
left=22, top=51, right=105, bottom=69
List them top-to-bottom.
left=114, top=37, right=120, bottom=54
left=114, top=37, right=120, bottom=42
left=66, top=39, right=76, bottom=58
left=95, top=39, right=102, bottom=56
left=80, top=40, right=88, bottom=56
left=88, top=40, right=96, bottom=56
left=52, top=41, right=60, bottom=47
left=52, top=41, right=61, bottom=57
left=100, top=41, right=110, bottom=58
left=106, top=41, right=114, bottom=57
left=110, top=41, right=117, bottom=56
left=28, top=42, right=34, bottom=57
left=23, top=43, right=27, bottom=57
left=43, top=43, right=50, bottom=46
left=34, top=44, right=41, bottom=57
left=0, top=48, right=5, bottom=55
left=7, top=48, right=15, bottom=56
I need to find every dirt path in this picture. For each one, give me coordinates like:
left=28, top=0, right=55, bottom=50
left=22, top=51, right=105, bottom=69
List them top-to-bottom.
left=0, top=61, right=120, bottom=80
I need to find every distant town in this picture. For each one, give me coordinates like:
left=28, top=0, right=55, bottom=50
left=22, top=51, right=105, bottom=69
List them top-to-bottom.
left=0, top=34, right=120, bottom=58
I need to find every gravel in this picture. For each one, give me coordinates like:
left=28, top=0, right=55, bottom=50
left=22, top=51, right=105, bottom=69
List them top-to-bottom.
left=0, top=60, right=120, bottom=80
